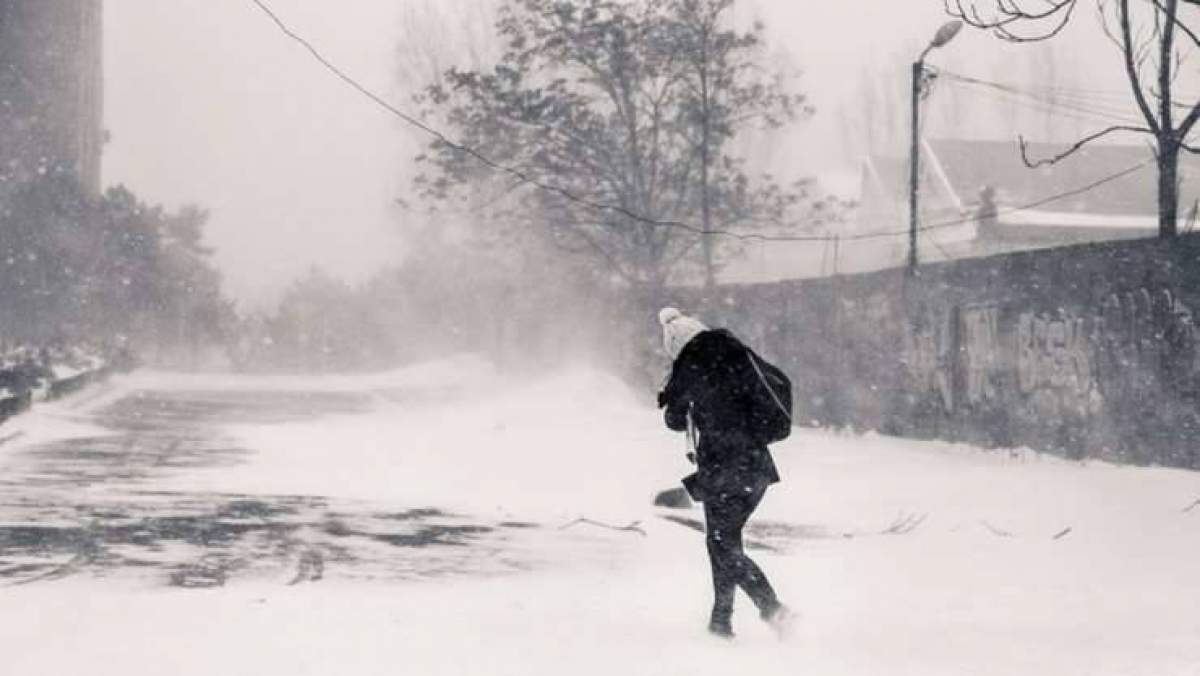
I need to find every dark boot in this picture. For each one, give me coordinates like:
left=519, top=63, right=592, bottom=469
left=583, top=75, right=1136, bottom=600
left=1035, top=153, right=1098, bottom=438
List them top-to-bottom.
left=762, top=603, right=797, bottom=640
left=708, top=617, right=735, bottom=639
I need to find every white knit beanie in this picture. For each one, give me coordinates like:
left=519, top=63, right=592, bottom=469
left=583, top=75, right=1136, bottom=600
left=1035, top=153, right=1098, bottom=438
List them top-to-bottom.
left=659, top=307, right=708, bottom=360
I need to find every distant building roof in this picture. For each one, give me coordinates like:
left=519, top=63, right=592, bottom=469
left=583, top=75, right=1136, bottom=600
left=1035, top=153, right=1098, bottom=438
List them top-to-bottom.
left=719, top=138, right=1200, bottom=286
left=856, top=138, right=1200, bottom=256
left=927, top=138, right=1181, bottom=216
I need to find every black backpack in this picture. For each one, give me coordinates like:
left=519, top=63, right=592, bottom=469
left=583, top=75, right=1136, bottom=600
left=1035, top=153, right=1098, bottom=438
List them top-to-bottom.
left=744, top=348, right=793, bottom=443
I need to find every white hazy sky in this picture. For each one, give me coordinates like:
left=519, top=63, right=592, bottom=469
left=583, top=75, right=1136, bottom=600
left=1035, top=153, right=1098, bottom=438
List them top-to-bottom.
left=103, top=0, right=1114, bottom=308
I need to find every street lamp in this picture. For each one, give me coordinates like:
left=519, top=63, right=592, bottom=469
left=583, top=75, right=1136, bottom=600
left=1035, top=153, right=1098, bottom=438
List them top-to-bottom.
left=908, top=20, right=963, bottom=274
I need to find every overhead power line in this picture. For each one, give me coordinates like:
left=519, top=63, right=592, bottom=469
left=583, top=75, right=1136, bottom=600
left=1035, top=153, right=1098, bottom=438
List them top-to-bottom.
left=248, top=0, right=1157, bottom=247
left=248, top=0, right=777, bottom=243
left=938, top=70, right=1146, bottom=126
left=825, top=158, right=1152, bottom=243
left=911, top=158, right=1152, bottom=233
left=729, top=159, right=1151, bottom=243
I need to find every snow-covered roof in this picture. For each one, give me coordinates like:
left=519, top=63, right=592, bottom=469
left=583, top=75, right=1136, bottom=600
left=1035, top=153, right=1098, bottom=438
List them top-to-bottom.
left=859, top=139, right=1200, bottom=224
left=998, top=209, right=1166, bottom=230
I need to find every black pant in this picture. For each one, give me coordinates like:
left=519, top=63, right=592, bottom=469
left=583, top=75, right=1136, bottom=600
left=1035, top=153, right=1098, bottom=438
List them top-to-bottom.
left=703, top=485, right=780, bottom=626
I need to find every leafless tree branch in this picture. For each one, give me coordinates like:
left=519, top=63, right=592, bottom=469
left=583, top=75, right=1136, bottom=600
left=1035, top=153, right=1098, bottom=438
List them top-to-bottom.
left=947, top=0, right=1078, bottom=41
left=1100, top=0, right=1127, bottom=49
left=1121, top=0, right=1166, bottom=134
left=1147, top=0, right=1200, bottom=48
left=1178, top=100, right=1200, bottom=137
left=1018, top=125, right=1155, bottom=167
left=554, top=222, right=637, bottom=284
left=880, top=512, right=928, bottom=535
left=559, top=518, right=647, bottom=537
left=980, top=520, right=1016, bottom=537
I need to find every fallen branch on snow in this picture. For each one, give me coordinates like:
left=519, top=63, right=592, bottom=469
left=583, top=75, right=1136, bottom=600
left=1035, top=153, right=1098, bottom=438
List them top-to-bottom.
left=880, top=512, right=927, bottom=535
left=658, top=514, right=704, bottom=534
left=559, top=518, right=647, bottom=537
left=980, top=520, right=1015, bottom=538
left=1052, top=527, right=1073, bottom=540
left=1, top=552, right=87, bottom=588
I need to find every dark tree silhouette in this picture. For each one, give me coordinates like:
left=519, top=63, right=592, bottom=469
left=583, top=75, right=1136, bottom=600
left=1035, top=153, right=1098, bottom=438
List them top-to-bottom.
left=413, top=0, right=836, bottom=293
left=0, top=176, right=232, bottom=352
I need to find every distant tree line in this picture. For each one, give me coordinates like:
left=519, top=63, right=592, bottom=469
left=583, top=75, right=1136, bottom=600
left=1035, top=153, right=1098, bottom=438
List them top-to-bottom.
left=109, top=0, right=858, bottom=376
left=254, top=0, right=847, bottom=380
left=0, top=175, right=234, bottom=362
left=233, top=226, right=618, bottom=374
left=235, top=268, right=396, bottom=373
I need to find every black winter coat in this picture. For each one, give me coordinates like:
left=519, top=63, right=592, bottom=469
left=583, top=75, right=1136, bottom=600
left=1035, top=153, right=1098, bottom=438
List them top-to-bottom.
left=658, top=329, right=781, bottom=498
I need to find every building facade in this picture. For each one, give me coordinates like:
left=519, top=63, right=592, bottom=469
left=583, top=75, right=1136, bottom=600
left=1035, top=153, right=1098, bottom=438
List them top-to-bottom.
left=0, top=0, right=103, bottom=197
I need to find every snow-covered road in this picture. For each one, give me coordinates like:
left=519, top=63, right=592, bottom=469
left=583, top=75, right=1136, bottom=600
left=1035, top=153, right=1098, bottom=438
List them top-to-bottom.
left=2, top=358, right=1199, bottom=675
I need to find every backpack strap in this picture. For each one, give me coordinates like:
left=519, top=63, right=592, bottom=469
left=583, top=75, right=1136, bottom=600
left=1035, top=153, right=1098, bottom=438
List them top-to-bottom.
left=746, top=350, right=791, bottom=422
left=685, top=402, right=699, bottom=464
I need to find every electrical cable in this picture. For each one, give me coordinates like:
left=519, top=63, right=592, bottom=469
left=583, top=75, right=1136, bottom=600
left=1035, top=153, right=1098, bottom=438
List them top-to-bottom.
left=248, top=0, right=1156, bottom=247
left=248, top=0, right=803, bottom=244
left=939, top=70, right=1146, bottom=126
left=836, top=158, right=1152, bottom=242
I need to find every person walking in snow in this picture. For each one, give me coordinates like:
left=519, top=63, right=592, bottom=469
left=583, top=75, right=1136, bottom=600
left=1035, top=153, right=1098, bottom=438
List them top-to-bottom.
left=656, top=307, right=793, bottom=639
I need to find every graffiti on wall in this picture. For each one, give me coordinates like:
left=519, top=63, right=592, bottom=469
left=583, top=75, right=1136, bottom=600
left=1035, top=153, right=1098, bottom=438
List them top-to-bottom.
left=722, top=232, right=1200, bottom=467
left=903, top=286, right=1197, bottom=421
left=1097, top=287, right=1197, bottom=398
left=842, top=293, right=895, bottom=330
left=961, top=305, right=1001, bottom=406
left=904, top=308, right=954, bottom=412
left=1015, top=311, right=1099, bottom=417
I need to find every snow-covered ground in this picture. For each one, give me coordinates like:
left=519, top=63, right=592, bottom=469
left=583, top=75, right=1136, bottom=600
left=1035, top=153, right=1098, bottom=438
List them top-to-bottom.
left=3, top=359, right=1200, bottom=675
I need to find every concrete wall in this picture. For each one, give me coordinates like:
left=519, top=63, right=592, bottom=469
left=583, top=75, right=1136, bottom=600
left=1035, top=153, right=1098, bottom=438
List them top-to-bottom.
left=677, top=234, right=1200, bottom=468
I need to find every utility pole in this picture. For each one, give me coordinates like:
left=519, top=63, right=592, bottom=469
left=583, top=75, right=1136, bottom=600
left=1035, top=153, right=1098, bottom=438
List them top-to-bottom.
left=909, top=21, right=963, bottom=275
left=908, top=60, right=922, bottom=274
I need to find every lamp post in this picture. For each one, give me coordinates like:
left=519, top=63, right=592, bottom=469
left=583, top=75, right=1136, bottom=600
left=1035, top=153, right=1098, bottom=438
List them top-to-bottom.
left=908, top=20, right=963, bottom=274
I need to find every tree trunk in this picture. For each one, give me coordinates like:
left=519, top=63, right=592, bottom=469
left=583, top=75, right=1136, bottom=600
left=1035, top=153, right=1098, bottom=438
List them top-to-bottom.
left=1157, top=0, right=1179, bottom=238
left=692, top=17, right=716, bottom=293
left=700, top=65, right=714, bottom=291
left=1159, top=138, right=1180, bottom=238
left=701, top=140, right=713, bottom=289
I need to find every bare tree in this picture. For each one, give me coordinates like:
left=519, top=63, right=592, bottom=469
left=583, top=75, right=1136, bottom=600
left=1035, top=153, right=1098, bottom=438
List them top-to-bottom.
left=394, top=0, right=500, bottom=94
left=413, top=0, right=825, bottom=294
left=666, top=0, right=807, bottom=288
left=946, top=0, right=1200, bottom=237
